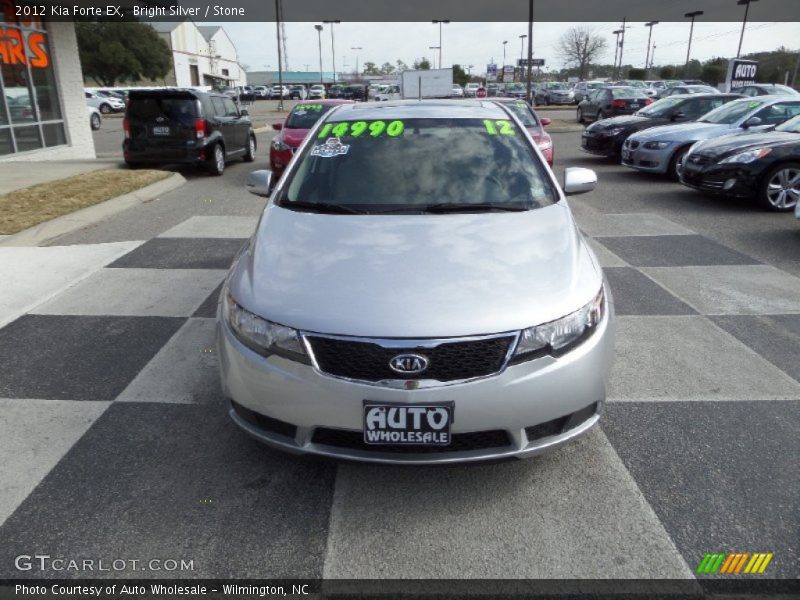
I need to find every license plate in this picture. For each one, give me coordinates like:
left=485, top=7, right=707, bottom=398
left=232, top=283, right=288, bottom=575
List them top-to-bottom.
left=152, top=126, right=170, bottom=136
left=622, top=149, right=631, bottom=160
left=363, top=402, right=452, bottom=446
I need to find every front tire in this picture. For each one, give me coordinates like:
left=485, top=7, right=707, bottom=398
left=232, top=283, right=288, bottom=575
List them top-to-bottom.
left=99, top=103, right=111, bottom=114
left=577, top=108, right=584, bottom=124
left=90, top=113, right=101, bottom=130
left=244, top=135, right=256, bottom=162
left=207, top=144, right=225, bottom=176
left=668, top=146, right=689, bottom=181
left=758, top=162, right=800, bottom=212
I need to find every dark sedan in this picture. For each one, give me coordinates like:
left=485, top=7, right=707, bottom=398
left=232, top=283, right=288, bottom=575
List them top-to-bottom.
left=738, top=84, right=799, bottom=97
left=577, top=86, right=652, bottom=123
left=581, top=94, right=742, bottom=159
left=679, top=113, right=800, bottom=211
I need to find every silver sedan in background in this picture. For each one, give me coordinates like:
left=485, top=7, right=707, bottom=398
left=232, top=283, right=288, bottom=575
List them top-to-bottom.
left=219, top=101, right=614, bottom=464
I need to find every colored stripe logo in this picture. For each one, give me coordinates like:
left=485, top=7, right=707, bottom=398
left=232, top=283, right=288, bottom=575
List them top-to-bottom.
left=696, top=552, right=773, bottom=574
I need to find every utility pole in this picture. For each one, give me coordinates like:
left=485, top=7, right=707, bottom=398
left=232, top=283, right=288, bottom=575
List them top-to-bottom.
left=274, top=0, right=284, bottom=110
left=526, top=0, right=533, bottom=105
left=737, top=0, right=759, bottom=58
left=684, top=11, right=704, bottom=69
left=618, top=17, right=627, bottom=79
left=323, top=20, right=341, bottom=83
left=432, top=20, right=449, bottom=70
left=644, top=21, right=658, bottom=77
left=314, top=25, right=323, bottom=84
left=612, top=29, right=623, bottom=80
left=518, top=34, right=527, bottom=82
left=502, top=40, right=508, bottom=68
left=351, top=46, right=362, bottom=76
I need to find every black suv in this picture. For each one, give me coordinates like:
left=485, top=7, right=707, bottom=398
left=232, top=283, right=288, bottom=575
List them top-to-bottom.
left=123, top=89, right=256, bottom=176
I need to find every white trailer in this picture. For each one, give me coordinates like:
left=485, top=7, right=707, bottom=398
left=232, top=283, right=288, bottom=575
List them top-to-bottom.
left=400, top=68, right=454, bottom=99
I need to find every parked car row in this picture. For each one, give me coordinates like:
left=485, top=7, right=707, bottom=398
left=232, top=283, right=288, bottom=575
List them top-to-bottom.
left=580, top=93, right=800, bottom=211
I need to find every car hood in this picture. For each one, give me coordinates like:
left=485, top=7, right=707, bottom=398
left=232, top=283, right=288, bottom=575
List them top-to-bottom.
left=588, top=115, right=656, bottom=132
left=630, top=121, right=730, bottom=142
left=281, top=127, right=310, bottom=147
left=693, top=130, right=798, bottom=157
left=230, top=203, right=601, bottom=338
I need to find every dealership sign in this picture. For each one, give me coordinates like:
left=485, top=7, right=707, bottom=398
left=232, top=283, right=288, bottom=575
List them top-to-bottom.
left=725, top=59, right=758, bottom=92
left=486, top=63, right=498, bottom=82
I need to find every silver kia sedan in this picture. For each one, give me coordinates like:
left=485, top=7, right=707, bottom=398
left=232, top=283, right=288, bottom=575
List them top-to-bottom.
left=218, top=100, right=615, bottom=464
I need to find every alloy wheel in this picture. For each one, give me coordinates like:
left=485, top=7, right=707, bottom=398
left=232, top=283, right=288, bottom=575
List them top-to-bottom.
left=766, top=167, right=800, bottom=209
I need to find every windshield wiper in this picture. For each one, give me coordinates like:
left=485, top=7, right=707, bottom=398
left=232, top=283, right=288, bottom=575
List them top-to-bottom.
left=280, top=200, right=365, bottom=214
left=422, top=202, right=529, bottom=213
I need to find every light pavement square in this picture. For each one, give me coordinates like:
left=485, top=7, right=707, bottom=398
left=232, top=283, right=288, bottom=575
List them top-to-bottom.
left=578, top=213, right=695, bottom=238
left=158, top=216, right=259, bottom=239
left=586, top=238, right=628, bottom=268
left=0, top=242, right=142, bottom=328
left=641, top=265, right=800, bottom=315
left=32, top=268, right=227, bottom=317
left=607, top=316, right=800, bottom=402
left=118, top=318, right=221, bottom=404
left=0, top=399, right=109, bottom=527
left=323, top=427, right=695, bottom=579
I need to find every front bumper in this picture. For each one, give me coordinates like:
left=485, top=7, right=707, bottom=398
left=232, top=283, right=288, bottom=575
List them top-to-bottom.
left=549, top=96, right=575, bottom=104
left=580, top=132, right=619, bottom=157
left=620, top=142, right=673, bottom=174
left=679, top=162, right=757, bottom=198
left=217, top=297, right=615, bottom=464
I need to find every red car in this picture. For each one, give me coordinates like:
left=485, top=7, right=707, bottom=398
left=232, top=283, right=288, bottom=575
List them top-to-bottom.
left=492, top=98, right=554, bottom=166
left=270, top=99, right=354, bottom=179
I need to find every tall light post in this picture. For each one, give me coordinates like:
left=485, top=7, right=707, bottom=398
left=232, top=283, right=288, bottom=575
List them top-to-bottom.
left=274, top=0, right=284, bottom=110
left=737, top=0, right=759, bottom=58
left=684, top=10, right=704, bottom=69
left=618, top=17, right=627, bottom=79
left=323, top=20, right=340, bottom=83
left=432, top=20, right=449, bottom=69
left=644, top=21, right=658, bottom=77
left=314, top=25, right=324, bottom=84
left=612, top=29, right=623, bottom=79
left=518, top=34, right=527, bottom=82
left=502, top=40, right=508, bottom=67
left=351, top=46, right=362, bottom=76
left=428, top=47, right=440, bottom=69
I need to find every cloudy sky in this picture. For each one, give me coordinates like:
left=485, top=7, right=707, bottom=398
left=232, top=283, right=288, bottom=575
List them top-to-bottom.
left=216, top=21, right=798, bottom=75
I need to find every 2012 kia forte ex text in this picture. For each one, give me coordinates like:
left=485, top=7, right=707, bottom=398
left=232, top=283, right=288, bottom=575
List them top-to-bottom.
left=217, top=100, right=615, bottom=464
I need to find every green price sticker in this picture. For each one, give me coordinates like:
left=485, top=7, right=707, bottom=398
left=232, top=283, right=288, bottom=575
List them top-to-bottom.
left=747, top=101, right=761, bottom=108
left=302, top=104, right=324, bottom=111
left=318, top=120, right=405, bottom=139
left=483, top=120, right=516, bottom=136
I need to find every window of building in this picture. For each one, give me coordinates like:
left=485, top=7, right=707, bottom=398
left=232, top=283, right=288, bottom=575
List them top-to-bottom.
left=0, top=8, right=66, bottom=155
left=222, top=68, right=229, bottom=76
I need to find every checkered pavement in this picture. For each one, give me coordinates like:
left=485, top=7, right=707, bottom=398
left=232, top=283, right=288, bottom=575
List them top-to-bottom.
left=0, top=209, right=797, bottom=580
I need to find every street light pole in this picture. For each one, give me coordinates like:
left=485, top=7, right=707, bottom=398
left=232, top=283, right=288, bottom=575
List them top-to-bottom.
left=274, top=0, right=284, bottom=111
left=526, top=0, right=533, bottom=105
left=737, top=0, right=759, bottom=58
left=684, top=11, right=704, bottom=69
left=618, top=17, right=627, bottom=78
left=323, top=20, right=341, bottom=83
left=432, top=20, right=449, bottom=70
left=644, top=21, right=658, bottom=77
left=314, top=25, right=324, bottom=85
left=518, top=34, right=527, bottom=82
left=502, top=40, right=508, bottom=67
left=351, top=46, right=362, bottom=76
left=428, top=47, right=440, bottom=69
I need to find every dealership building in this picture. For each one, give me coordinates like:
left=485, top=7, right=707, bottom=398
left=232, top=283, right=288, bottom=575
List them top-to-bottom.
left=1, top=4, right=95, bottom=161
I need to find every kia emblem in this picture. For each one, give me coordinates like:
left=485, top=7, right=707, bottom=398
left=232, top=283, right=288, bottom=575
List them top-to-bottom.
left=389, top=353, right=429, bottom=375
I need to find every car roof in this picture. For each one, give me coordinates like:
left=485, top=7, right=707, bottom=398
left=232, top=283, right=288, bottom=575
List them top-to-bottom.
left=660, top=93, right=742, bottom=100
left=295, top=99, right=354, bottom=106
left=328, top=99, right=509, bottom=120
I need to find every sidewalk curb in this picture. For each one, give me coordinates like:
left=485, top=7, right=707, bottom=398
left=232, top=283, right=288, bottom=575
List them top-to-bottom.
left=0, top=172, right=186, bottom=248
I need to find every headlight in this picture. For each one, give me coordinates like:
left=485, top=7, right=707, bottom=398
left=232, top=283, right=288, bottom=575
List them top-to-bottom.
left=607, top=127, right=626, bottom=136
left=271, top=136, right=291, bottom=152
left=537, top=139, right=553, bottom=151
left=643, top=141, right=672, bottom=150
left=719, top=147, right=772, bottom=164
left=511, top=286, right=606, bottom=362
left=223, top=293, right=309, bottom=363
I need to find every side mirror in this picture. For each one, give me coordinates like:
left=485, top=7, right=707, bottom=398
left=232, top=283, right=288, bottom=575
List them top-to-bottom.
left=239, top=108, right=249, bottom=117
left=671, top=111, right=686, bottom=121
left=742, top=116, right=762, bottom=128
left=540, top=117, right=552, bottom=127
left=272, top=122, right=283, bottom=131
left=563, top=167, right=597, bottom=196
left=245, top=170, right=273, bottom=197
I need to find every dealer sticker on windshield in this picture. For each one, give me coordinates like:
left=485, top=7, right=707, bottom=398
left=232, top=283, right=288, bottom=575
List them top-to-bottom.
left=311, top=137, right=350, bottom=158
left=363, top=402, right=453, bottom=445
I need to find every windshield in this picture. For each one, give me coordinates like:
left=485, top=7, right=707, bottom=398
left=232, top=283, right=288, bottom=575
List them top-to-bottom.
left=768, top=84, right=798, bottom=95
left=611, top=87, right=648, bottom=98
left=127, top=95, right=197, bottom=123
left=636, top=96, right=684, bottom=117
left=699, top=99, right=764, bottom=124
left=505, top=101, right=539, bottom=127
left=286, top=104, right=335, bottom=129
left=775, top=114, right=800, bottom=133
left=278, top=117, right=557, bottom=213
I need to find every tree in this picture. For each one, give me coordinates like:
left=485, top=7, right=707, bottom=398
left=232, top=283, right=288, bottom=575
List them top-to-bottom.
left=77, top=22, right=172, bottom=87
left=556, top=27, right=607, bottom=81
left=413, top=57, right=432, bottom=70
left=396, top=59, right=409, bottom=72
left=362, top=62, right=381, bottom=76
left=380, top=62, right=396, bottom=75
left=452, top=64, right=469, bottom=87
left=659, top=65, right=676, bottom=79
left=627, top=68, right=645, bottom=80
